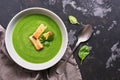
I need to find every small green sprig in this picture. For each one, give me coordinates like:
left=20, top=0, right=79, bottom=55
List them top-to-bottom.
left=68, top=15, right=79, bottom=24
left=78, top=45, right=90, bottom=64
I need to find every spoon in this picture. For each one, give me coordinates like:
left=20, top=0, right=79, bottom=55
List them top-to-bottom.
left=56, top=24, right=93, bottom=74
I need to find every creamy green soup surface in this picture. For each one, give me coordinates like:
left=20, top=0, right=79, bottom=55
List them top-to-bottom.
left=12, top=14, right=62, bottom=64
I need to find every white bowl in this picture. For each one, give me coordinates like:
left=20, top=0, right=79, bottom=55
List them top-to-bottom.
left=5, top=7, right=68, bottom=70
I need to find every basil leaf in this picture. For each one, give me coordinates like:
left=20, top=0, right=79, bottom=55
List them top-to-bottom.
left=68, top=15, right=79, bottom=24
left=78, top=45, right=90, bottom=64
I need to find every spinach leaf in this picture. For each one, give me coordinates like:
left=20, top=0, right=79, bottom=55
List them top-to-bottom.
left=68, top=15, right=79, bottom=24
left=40, top=31, right=54, bottom=42
left=47, top=33, right=54, bottom=41
left=40, top=35, right=46, bottom=42
left=43, top=41, right=50, bottom=47
left=78, top=45, right=90, bottom=64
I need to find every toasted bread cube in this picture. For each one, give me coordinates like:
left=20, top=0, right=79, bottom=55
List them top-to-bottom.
left=33, top=24, right=47, bottom=39
left=43, top=31, right=53, bottom=40
left=29, top=36, right=43, bottom=50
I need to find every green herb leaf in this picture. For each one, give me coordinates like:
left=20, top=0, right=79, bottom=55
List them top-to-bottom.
left=68, top=15, right=79, bottom=24
left=41, top=31, right=54, bottom=41
left=47, top=33, right=54, bottom=41
left=40, top=35, right=46, bottom=42
left=43, top=41, right=50, bottom=47
left=78, top=45, right=90, bottom=64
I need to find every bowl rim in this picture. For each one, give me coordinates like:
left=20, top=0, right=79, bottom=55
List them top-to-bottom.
left=5, top=7, right=68, bottom=70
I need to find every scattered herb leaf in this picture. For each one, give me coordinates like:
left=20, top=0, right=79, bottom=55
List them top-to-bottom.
left=68, top=15, right=79, bottom=24
left=40, top=31, right=54, bottom=42
left=45, top=32, right=54, bottom=41
left=40, top=35, right=46, bottom=42
left=43, top=41, right=50, bottom=47
left=78, top=45, right=90, bottom=64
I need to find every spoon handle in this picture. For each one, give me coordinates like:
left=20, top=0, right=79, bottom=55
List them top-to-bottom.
left=56, top=42, right=80, bottom=74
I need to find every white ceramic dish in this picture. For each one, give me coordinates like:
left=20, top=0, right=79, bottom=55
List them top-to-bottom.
left=5, top=7, right=68, bottom=70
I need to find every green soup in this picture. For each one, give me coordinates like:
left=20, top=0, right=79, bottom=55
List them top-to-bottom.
left=12, top=14, right=62, bottom=64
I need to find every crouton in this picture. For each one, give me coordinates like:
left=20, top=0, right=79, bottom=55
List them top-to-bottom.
left=33, top=24, right=47, bottom=39
left=43, top=31, right=53, bottom=40
left=29, top=36, right=43, bottom=50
